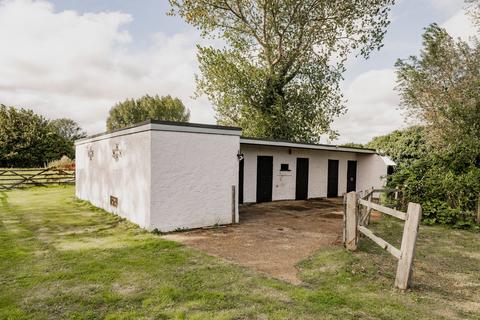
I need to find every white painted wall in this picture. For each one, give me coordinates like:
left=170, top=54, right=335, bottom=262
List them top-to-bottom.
left=75, top=120, right=386, bottom=231
left=76, top=122, right=241, bottom=232
left=75, top=126, right=151, bottom=228
left=150, top=130, right=240, bottom=231
left=240, top=144, right=388, bottom=202
left=357, top=153, right=389, bottom=192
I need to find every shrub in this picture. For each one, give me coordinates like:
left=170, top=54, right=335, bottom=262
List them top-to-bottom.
left=48, top=156, right=75, bottom=170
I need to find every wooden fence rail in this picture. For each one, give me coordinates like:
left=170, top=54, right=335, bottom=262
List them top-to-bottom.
left=0, top=168, right=75, bottom=190
left=344, top=190, right=422, bottom=290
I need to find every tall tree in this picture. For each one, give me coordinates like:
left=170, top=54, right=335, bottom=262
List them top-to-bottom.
left=169, top=0, right=394, bottom=142
left=386, top=20, right=480, bottom=227
left=395, top=24, right=480, bottom=161
left=106, top=95, right=190, bottom=131
left=0, top=105, right=74, bottom=167
left=49, top=118, right=87, bottom=142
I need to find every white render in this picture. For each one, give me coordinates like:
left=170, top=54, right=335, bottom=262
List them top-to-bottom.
left=75, top=120, right=392, bottom=231
left=75, top=121, right=241, bottom=232
left=76, top=128, right=152, bottom=228
left=150, top=130, right=240, bottom=231
left=240, top=143, right=390, bottom=203
left=356, top=153, right=391, bottom=192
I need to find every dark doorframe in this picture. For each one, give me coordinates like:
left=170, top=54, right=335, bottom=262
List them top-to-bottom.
left=256, top=156, right=273, bottom=203
left=239, top=158, right=244, bottom=204
left=295, top=158, right=309, bottom=200
left=327, top=159, right=339, bottom=197
left=346, top=160, right=357, bottom=193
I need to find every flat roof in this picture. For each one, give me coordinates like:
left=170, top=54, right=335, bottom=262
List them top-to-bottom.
left=75, top=120, right=242, bottom=145
left=75, top=120, right=377, bottom=154
left=240, top=137, right=377, bottom=154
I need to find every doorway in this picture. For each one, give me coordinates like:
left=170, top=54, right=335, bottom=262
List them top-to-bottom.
left=256, top=156, right=273, bottom=202
left=239, top=158, right=244, bottom=204
left=295, top=158, right=309, bottom=200
left=327, top=159, right=339, bottom=197
left=346, top=160, right=357, bottom=193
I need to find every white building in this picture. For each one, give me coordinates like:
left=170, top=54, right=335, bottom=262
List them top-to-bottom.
left=75, top=120, right=393, bottom=232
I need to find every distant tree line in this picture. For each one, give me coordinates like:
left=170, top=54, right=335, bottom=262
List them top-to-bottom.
left=106, top=95, right=190, bottom=131
left=0, top=105, right=85, bottom=168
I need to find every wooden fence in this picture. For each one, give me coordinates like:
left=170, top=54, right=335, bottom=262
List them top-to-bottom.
left=0, top=168, right=75, bottom=190
left=344, top=189, right=422, bottom=290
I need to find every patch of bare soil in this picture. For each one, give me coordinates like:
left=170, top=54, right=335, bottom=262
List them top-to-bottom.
left=163, top=198, right=344, bottom=284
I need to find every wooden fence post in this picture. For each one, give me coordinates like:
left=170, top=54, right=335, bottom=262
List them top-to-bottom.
left=231, top=185, right=236, bottom=224
left=345, top=191, right=358, bottom=251
left=476, top=194, right=480, bottom=225
left=395, top=202, right=422, bottom=290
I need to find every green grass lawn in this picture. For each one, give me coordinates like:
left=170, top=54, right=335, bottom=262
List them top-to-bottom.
left=0, top=186, right=479, bottom=319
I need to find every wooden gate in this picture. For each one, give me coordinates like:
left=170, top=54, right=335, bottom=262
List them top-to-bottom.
left=0, top=168, right=75, bottom=190
left=343, top=189, right=422, bottom=290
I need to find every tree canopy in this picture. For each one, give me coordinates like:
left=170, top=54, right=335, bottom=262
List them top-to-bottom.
left=169, top=0, right=394, bottom=142
left=373, top=16, right=480, bottom=228
left=395, top=24, right=480, bottom=161
left=106, top=95, right=190, bottom=131
left=0, top=105, right=80, bottom=167
left=49, top=118, right=86, bottom=142
left=367, top=126, right=429, bottom=165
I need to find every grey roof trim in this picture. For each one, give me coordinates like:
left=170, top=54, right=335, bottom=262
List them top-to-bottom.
left=75, top=120, right=242, bottom=145
left=240, top=137, right=376, bottom=154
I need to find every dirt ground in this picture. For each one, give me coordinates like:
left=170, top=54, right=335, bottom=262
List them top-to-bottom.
left=163, top=198, right=344, bottom=284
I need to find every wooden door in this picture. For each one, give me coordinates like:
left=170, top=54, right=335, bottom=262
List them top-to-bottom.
left=256, top=156, right=273, bottom=202
left=295, top=158, right=309, bottom=200
left=327, top=159, right=339, bottom=197
left=346, top=160, right=357, bottom=193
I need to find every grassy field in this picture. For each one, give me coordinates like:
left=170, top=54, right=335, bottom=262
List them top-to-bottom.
left=0, top=186, right=479, bottom=319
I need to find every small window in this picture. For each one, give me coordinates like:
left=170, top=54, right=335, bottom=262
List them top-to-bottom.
left=280, top=163, right=290, bottom=171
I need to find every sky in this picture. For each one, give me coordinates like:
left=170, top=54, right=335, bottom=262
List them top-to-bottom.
left=0, top=0, right=477, bottom=144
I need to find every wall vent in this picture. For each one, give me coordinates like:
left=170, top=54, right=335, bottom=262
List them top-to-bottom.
left=110, top=196, right=118, bottom=207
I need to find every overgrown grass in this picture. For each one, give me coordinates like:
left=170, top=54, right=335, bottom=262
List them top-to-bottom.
left=0, top=186, right=478, bottom=319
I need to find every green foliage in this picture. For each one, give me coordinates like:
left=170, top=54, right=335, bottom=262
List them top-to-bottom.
left=170, top=0, right=394, bottom=142
left=370, top=20, right=480, bottom=228
left=395, top=24, right=480, bottom=158
left=106, top=95, right=190, bottom=131
left=0, top=105, right=77, bottom=168
left=48, top=118, right=86, bottom=142
left=370, top=124, right=479, bottom=228
left=367, top=126, right=429, bottom=165
left=341, top=142, right=365, bottom=149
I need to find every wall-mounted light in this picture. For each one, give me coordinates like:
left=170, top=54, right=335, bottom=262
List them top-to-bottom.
left=112, top=144, right=122, bottom=161
left=237, top=152, right=244, bottom=161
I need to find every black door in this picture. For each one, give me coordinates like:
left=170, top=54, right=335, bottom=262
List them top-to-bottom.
left=256, top=156, right=273, bottom=202
left=239, top=158, right=244, bottom=204
left=295, top=158, right=309, bottom=200
left=327, top=159, right=339, bottom=197
left=346, top=160, right=357, bottom=193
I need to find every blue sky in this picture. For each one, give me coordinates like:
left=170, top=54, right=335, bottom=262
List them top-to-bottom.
left=0, top=0, right=476, bottom=143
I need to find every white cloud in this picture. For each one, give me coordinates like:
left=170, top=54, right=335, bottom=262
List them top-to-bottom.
left=0, top=0, right=215, bottom=134
left=441, top=9, right=478, bottom=41
left=332, top=69, right=405, bottom=144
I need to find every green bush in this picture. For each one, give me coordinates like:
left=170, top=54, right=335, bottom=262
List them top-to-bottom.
left=389, top=154, right=480, bottom=229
